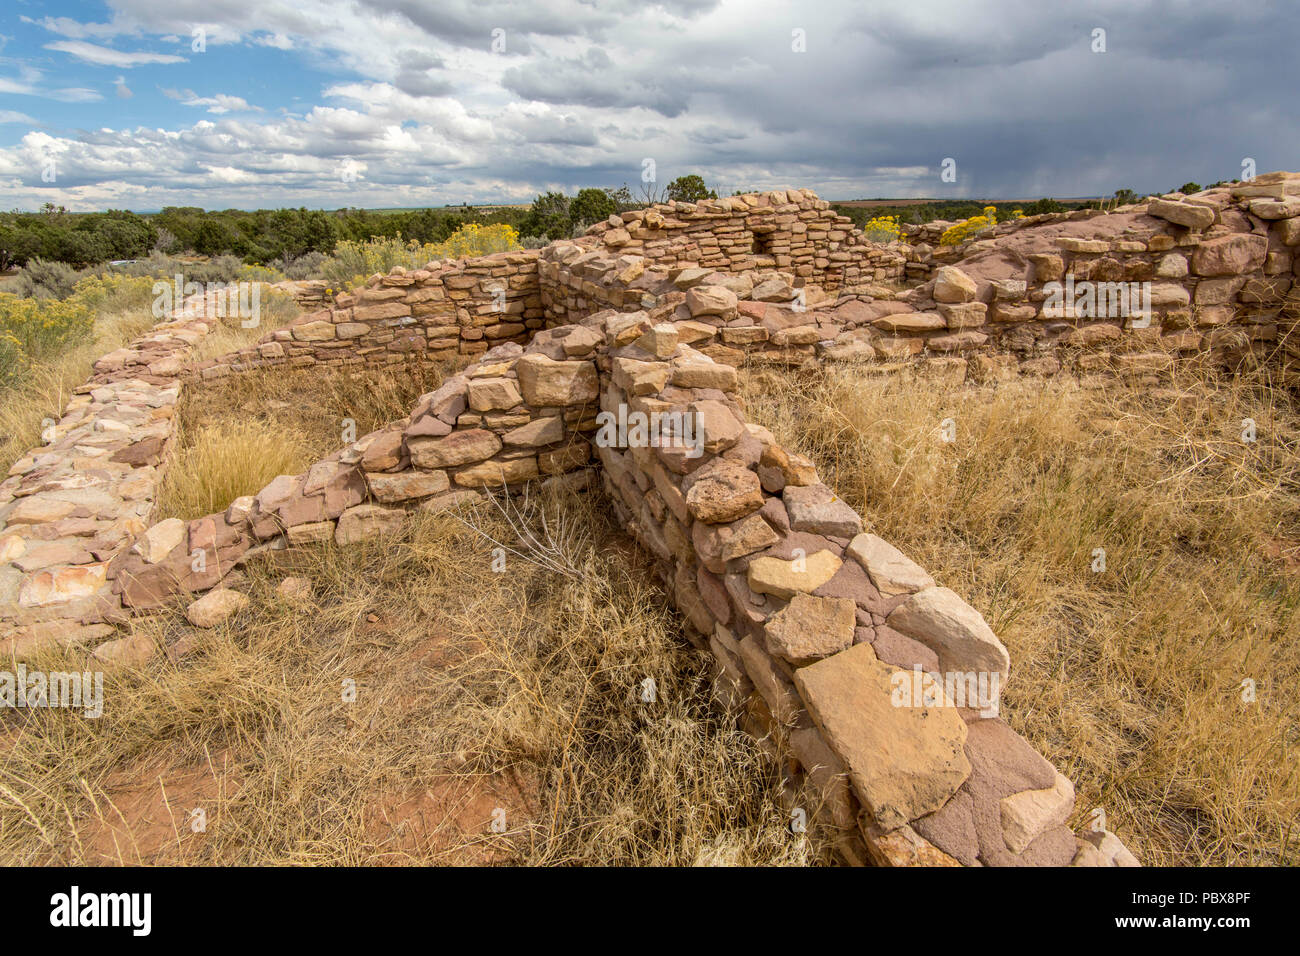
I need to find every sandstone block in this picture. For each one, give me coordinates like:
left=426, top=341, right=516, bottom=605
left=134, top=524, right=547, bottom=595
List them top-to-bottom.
left=847, top=533, right=934, bottom=596
left=748, top=549, right=842, bottom=599
left=887, top=586, right=1010, bottom=683
left=764, top=592, right=857, bottom=666
left=795, top=644, right=970, bottom=830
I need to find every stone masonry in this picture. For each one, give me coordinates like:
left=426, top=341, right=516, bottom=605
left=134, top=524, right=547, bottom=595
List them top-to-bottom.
left=7, top=173, right=1299, bottom=867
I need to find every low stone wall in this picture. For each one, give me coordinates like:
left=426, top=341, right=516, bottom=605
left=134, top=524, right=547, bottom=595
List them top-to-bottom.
left=9, top=177, right=1300, bottom=865
left=542, top=179, right=1300, bottom=383
left=579, top=189, right=906, bottom=296
left=191, top=251, right=544, bottom=380
left=0, top=292, right=229, bottom=654
left=589, top=308, right=1131, bottom=866
left=107, top=329, right=605, bottom=613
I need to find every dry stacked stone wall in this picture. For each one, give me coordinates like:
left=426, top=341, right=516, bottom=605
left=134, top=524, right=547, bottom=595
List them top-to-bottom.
left=8, top=176, right=1300, bottom=866
left=578, top=189, right=907, bottom=296
left=192, top=251, right=544, bottom=380
left=0, top=291, right=228, bottom=654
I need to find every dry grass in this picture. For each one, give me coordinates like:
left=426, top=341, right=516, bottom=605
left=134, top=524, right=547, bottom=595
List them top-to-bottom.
left=0, top=284, right=300, bottom=477
left=189, top=289, right=303, bottom=365
left=0, top=310, right=156, bottom=474
left=739, top=357, right=1300, bottom=866
left=154, top=359, right=459, bottom=521
left=153, top=420, right=314, bottom=521
left=0, top=488, right=833, bottom=866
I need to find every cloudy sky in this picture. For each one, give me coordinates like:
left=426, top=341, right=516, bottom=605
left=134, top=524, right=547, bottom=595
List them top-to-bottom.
left=0, top=0, right=1295, bottom=211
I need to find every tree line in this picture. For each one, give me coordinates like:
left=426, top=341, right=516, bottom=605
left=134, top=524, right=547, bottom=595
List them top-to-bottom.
left=0, top=174, right=723, bottom=271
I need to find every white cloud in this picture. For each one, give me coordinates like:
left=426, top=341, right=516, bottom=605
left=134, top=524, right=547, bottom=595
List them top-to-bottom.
left=0, top=0, right=1293, bottom=210
left=254, top=33, right=294, bottom=50
left=45, top=40, right=186, bottom=68
left=163, top=89, right=259, bottom=114
left=0, top=110, right=39, bottom=124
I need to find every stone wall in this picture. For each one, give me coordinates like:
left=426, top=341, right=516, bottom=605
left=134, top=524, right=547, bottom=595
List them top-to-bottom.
left=9, top=176, right=1300, bottom=866
left=579, top=189, right=907, bottom=296
left=192, top=251, right=544, bottom=380
left=0, top=290, right=228, bottom=653
left=589, top=308, right=1115, bottom=865
left=107, top=330, right=605, bottom=613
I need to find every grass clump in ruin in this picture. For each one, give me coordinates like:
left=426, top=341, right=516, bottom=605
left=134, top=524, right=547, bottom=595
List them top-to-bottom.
left=740, top=358, right=1300, bottom=867
left=0, top=488, right=834, bottom=866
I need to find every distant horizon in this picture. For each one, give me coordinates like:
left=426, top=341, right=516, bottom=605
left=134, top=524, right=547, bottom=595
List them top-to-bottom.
left=4, top=193, right=1119, bottom=216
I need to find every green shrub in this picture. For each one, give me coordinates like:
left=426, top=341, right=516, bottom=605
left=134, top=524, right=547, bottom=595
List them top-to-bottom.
left=281, top=251, right=327, bottom=280
left=12, top=258, right=83, bottom=300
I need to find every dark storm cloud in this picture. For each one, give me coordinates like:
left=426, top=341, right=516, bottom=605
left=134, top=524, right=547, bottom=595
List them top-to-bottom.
left=4, top=0, right=1296, bottom=209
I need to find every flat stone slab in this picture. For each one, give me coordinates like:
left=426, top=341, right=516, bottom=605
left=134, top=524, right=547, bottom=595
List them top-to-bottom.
left=795, top=643, right=971, bottom=831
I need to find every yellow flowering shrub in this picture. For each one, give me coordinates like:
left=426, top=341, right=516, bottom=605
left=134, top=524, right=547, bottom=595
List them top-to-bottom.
left=939, top=206, right=998, bottom=246
left=863, top=215, right=902, bottom=243
left=429, top=222, right=520, bottom=259
left=320, top=224, right=523, bottom=291
left=237, top=263, right=286, bottom=283
left=68, top=273, right=157, bottom=316
left=0, top=293, right=93, bottom=387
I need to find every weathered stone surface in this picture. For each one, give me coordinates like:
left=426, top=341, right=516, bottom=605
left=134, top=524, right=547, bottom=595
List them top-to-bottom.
left=1147, top=198, right=1215, bottom=230
left=1191, top=233, right=1268, bottom=276
left=933, top=266, right=978, bottom=303
left=686, top=285, right=738, bottom=317
left=515, top=354, right=600, bottom=406
left=670, top=356, right=737, bottom=390
left=612, top=358, right=671, bottom=396
left=466, top=376, right=522, bottom=411
left=691, top=400, right=744, bottom=453
left=502, top=416, right=564, bottom=447
left=408, top=429, right=501, bottom=468
left=360, top=431, right=404, bottom=471
left=760, top=444, right=817, bottom=487
left=454, top=456, right=540, bottom=487
left=685, top=461, right=763, bottom=523
left=366, top=470, right=450, bottom=502
left=784, top=484, right=863, bottom=537
left=7, top=496, right=77, bottom=526
left=335, top=503, right=406, bottom=545
left=692, top=513, right=780, bottom=571
left=132, top=517, right=186, bottom=564
left=286, top=521, right=334, bottom=545
left=846, top=533, right=934, bottom=596
left=748, top=549, right=842, bottom=599
left=18, top=563, right=107, bottom=607
left=277, top=576, right=314, bottom=602
left=887, top=586, right=1010, bottom=682
left=185, top=587, right=249, bottom=628
left=764, top=592, right=856, bottom=666
left=92, top=632, right=157, bottom=666
left=737, top=634, right=804, bottom=728
left=795, top=644, right=971, bottom=830
left=789, top=726, right=856, bottom=829
left=1001, top=771, right=1075, bottom=854
left=863, top=822, right=963, bottom=867
left=1075, top=828, right=1140, bottom=867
